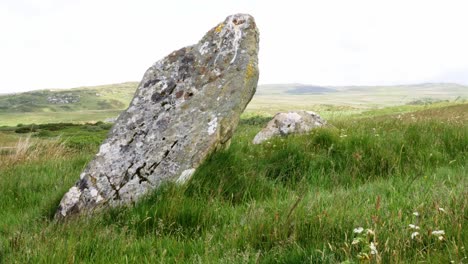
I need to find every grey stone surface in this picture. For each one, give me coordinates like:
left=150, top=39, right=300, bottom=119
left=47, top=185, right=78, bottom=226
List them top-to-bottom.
left=56, top=14, right=259, bottom=219
left=252, top=111, right=326, bottom=144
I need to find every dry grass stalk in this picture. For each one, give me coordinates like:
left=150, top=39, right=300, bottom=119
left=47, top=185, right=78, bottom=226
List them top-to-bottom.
left=0, top=136, right=68, bottom=168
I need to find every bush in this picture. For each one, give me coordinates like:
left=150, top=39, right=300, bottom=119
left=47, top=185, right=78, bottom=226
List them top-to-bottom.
left=38, top=123, right=76, bottom=131
left=15, top=125, right=37, bottom=133
left=63, top=134, right=105, bottom=150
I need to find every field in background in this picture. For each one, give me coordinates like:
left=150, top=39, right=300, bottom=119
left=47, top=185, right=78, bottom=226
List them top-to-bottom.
left=0, top=82, right=466, bottom=126
left=0, top=82, right=136, bottom=126
left=248, top=83, right=467, bottom=116
left=0, top=102, right=466, bottom=263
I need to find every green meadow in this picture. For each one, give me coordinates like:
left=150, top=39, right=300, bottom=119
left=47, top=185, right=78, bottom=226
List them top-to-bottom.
left=0, top=94, right=466, bottom=262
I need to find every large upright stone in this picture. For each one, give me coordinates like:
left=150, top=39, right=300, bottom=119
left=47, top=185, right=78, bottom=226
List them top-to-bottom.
left=56, top=14, right=259, bottom=219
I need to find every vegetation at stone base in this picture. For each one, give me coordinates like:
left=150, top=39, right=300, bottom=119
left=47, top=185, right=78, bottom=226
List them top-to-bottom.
left=0, top=104, right=466, bottom=263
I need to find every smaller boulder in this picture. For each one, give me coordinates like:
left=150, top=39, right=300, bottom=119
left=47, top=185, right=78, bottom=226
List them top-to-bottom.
left=252, top=111, right=326, bottom=144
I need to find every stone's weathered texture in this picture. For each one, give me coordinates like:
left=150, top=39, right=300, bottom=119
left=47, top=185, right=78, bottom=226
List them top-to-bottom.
left=56, top=14, right=259, bottom=219
left=252, top=111, right=326, bottom=144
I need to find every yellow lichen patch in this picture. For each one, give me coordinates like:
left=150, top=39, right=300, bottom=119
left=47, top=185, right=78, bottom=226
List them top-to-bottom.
left=215, top=23, right=224, bottom=33
left=245, top=61, right=256, bottom=81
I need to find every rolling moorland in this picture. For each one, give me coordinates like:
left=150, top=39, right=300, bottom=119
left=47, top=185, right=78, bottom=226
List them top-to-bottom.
left=0, top=82, right=466, bottom=126
left=0, top=83, right=466, bottom=263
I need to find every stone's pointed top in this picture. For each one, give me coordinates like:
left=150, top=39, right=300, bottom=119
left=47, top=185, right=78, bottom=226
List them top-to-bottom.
left=224, top=13, right=255, bottom=25
left=55, top=14, right=259, bottom=219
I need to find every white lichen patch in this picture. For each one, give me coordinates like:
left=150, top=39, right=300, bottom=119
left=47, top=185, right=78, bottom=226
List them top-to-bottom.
left=214, top=14, right=251, bottom=65
left=229, top=25, right=242, bottom=64
left=199, top=41, right=210, bottom=55
left=160, top=81, right=169, bottom=91
left=207, top=117, right=218, bottom=135
left=97, top=143, right=110, bottom=156
left=176, top=168, right=196, bottom=184
left=58, top=186, right=81, bottom=217
left=89, top=188, right=104, bottom=203
left=90, top=188, right=98, bottom=197
left=95, top=195, right=104, bottom=203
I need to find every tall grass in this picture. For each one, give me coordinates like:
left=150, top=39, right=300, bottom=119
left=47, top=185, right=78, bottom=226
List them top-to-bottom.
left=0, top=104, right=466, bottom=263
left=0, top=136, right=69, bottom=168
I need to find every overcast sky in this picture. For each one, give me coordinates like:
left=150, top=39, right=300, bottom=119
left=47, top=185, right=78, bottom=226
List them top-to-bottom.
left=1, top=0, right=467, bottom=93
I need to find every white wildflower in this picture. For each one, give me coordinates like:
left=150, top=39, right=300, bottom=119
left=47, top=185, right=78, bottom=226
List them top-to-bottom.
left=438, top=207, right=446, bottom=213
left=413, top=212, right=419, bottom=216
left=409, top=224, right=420, bottom=230
left=353, top=227, right=364, bottom=234
left=431, top=230, right=445, bottom=236
left=411, top=232, right=419, bottom=239
left=438, top=236, right=444, bottom=241
left=370, top=242, right=378, bottom=255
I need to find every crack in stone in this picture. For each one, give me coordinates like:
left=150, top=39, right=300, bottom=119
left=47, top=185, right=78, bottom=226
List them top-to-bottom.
left=143, top=78, right=160, bottom=88
left=117, top=139, right=179, bottom=195
left=147, top=140, right=178, bottom=175
left=135, top=162, right=150, bottom=184
left=109, top=181, right=121, bottom=201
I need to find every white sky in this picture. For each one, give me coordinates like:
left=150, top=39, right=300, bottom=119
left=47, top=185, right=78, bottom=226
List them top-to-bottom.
left=1, top=0, right=468, bottom=93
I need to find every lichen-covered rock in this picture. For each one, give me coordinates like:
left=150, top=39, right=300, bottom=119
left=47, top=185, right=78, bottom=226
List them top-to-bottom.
left=56, top=14, right=259, bottom=219
left=252, top=111, right=325, bottom=144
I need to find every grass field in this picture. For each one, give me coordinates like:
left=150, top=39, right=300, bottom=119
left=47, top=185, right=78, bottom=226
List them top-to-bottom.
left=0, top=102, right=466, bottom=263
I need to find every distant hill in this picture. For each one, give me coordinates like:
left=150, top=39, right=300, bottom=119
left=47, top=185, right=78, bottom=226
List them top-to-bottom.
left=0, top=82, right=138, bottom=113
left=0, top=82, right=466, bottom=126
left=1, top=82, right=466, bottom=114
left=256, top=82, right=468, bottom=95
left=285, top=85, right=337, bottom=95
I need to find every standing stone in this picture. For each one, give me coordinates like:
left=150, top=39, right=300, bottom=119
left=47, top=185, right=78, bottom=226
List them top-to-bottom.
left=56, top=14, right=259, bottom=219
left=252, top=111, right=326, bottom=144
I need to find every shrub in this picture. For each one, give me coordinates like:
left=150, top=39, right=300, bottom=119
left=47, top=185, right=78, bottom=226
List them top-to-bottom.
left=38, top=123, right=76, bottom=131
left=14, top=125, right=37, bottom=134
